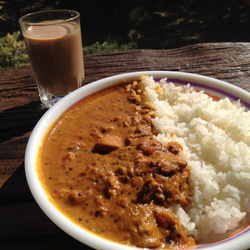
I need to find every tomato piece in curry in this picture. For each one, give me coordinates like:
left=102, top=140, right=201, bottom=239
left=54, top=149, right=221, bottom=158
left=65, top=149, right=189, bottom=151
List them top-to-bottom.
left=39, top=80, right=196, bottom=249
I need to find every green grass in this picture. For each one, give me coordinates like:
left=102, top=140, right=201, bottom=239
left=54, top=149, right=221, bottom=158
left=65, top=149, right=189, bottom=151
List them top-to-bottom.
left=0, top=31, right=29, bottom=68
left=0, top=32, right=137, bottom=68
left=83, top=40, right=137, bottom=55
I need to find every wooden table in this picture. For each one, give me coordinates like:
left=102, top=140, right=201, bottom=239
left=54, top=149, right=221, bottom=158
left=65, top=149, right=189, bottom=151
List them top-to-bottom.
left=0, top=43, right=250, bottom=249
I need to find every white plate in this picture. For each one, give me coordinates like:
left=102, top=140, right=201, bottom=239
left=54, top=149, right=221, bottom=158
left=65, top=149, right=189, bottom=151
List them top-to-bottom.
left=25, top=71, right=250, bottom=250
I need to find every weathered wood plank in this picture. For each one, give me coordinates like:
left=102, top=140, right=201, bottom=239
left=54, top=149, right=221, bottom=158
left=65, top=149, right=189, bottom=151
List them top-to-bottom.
left=1, top=43, right=250, bottom=110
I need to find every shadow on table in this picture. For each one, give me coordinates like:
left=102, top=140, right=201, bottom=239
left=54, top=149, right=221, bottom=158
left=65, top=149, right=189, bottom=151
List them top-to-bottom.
left=0, top=100, right=47, bottom=143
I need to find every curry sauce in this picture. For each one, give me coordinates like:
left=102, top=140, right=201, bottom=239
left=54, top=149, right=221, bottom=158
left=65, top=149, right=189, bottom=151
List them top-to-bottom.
left=39, top=80, right=196, bottom=249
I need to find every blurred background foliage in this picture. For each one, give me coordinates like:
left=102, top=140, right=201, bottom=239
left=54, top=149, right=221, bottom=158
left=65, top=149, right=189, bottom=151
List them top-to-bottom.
left=0, top=0, right=250, bottom=68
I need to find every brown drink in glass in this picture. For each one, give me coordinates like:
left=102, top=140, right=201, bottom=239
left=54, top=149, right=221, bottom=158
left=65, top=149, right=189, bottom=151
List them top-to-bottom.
left=19, top=10, right=84, bottom=108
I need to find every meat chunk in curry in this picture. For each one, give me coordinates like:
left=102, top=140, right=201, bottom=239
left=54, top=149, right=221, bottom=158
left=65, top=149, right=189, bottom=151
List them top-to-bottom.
left=40, top=80, right=196, bottom=249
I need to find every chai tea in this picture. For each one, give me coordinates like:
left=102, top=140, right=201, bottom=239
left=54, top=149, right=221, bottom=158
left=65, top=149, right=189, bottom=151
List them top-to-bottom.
left=24, top=22, right=84, bottom=96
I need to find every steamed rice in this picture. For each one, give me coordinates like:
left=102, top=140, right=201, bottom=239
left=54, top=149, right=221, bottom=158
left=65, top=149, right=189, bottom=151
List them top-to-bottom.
left=140, top=75, right=250, bottom=242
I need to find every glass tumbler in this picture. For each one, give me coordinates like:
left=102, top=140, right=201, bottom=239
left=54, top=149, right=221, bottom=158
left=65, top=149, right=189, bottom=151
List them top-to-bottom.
left=19, top=10, right=85, bottom=108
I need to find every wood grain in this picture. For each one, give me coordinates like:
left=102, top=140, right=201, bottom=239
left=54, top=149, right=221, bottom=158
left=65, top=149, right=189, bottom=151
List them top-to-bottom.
left=0, top=43, right=249, bottom=249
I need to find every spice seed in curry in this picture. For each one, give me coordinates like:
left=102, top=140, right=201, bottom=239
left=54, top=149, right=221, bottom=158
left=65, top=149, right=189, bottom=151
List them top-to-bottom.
left=40, top=80, right=196, bottom=249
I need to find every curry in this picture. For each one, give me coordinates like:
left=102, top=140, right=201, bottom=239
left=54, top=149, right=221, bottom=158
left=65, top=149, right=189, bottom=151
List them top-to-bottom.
left=39, top=80, right=196, bottom=249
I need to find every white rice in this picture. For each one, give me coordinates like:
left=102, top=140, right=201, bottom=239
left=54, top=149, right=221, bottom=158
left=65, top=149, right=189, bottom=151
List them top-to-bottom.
left=140, top=75, right=250, bottom=242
